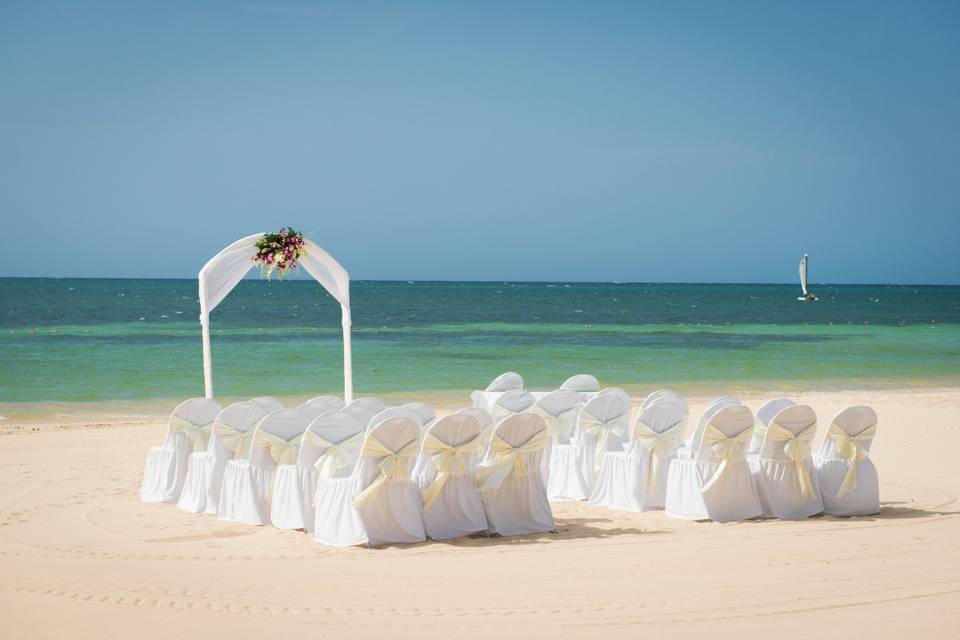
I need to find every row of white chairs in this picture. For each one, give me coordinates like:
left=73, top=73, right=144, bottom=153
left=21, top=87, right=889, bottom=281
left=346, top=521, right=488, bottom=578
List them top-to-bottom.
left=141, top=382, right=880, bottom=546
left=479, top=385, right=880, bottom=522
left=141, top=395, right=556, bottom=546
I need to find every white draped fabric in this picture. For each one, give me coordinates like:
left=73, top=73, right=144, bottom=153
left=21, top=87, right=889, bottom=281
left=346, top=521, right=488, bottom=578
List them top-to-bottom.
left=198, top=235, right=353, bottom=402
left=548, top=390, right=631, bottom=501
left=590, top=394, right=688, bottom=512
left=140, top=398, right=222, bottom=503
left=177, top=398, right=282, bottom=514
left=748, top=398, right=796, bottom=456
left=665, top=403, right=762, bottom=522
left=750, top=404, right=823, bottom=519
left=814, top=406, right=880, bottom=516
left=217, top=410, right=310, bottom=525
left=270, top=411, right=363, bottom=531
left=413, top=414, right=488, bottom=540
left=477, top=414, right=554, bottom=536
left=313, top=415, right=425, bottom=547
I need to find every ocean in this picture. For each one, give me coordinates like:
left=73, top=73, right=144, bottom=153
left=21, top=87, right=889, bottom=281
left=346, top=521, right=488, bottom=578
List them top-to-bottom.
left=1, top=278, right=958, bottom=403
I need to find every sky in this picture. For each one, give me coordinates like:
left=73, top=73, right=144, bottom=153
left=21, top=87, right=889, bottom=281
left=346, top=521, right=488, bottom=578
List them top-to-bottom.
left=1, top=1, right=958, bottom=284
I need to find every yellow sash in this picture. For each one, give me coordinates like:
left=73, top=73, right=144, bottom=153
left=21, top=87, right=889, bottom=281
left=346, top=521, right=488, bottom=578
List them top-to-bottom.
left=530, top=405, right=578, bottom=441
left=579, top=411, right=630, bottom=473
left=169, top=417, right=212, bottom=453
left=632, top=419, right=685, bottom=492
left=762, top=422, right=817, bottom=497
left=828, top=423, right=877, bottom=498
left=217, top=425, right=255, bottom=459
left=699, top=425, right=753, bottom=491
left=252, top=430, right=303, bottom=466
left=302, top=430, right=363, bottom=479
left=475, top=430, right=547, bottom=492
left=421, top=433, right=483, bottom=509
left=353, top=436, right=419, bottom=508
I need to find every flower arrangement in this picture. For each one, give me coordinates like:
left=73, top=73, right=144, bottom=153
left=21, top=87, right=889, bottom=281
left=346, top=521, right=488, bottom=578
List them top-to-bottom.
left=253, top=227, right=308, bottom=279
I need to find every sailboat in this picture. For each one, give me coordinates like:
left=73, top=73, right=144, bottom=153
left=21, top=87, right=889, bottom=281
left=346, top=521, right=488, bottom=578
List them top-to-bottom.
left=798, top=254, right=817, bottom=301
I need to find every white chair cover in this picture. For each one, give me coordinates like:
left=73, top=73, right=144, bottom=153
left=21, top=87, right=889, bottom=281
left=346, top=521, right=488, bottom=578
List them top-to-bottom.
left=487, top=371, right=524, bottom=392
left=471, top=372, right=525, bottom=412
left=560, top=373, right=600, bottom=399
left=490, top=389, right=536, bottom=420
left=531, top=389, right=581, bottom=486
left=640, top=389, right=683, bottom=412
left=548, top=390, right=631, bottom=501
left=296, top=395, right=344, bottom=420
left=684, top=395, right=741, bottom=457
left=341, top=397, right=387, bottom=429
left=590, top=397, right=688, bottom=512
left=140, top=398, right=222, bottom=503
left=176, top=398, right=279, bottom=514
left=748, top=398, right=796, bottom=456
left=404, top=402, right=436, bottom=430
left=665, top=404, right=762, bottom=522
left=750, top=404, right=823, bottom=519
left=814, top=406, right=880, bottom=516
left=217, top=410, right=310, bottom=525
left=271, top=410, right=364, bottom=531
left=313, top=414, right=425, bottom=546
left=412, top=414, right=488, bottom=540
left=476, top=414, right=555, bottom=536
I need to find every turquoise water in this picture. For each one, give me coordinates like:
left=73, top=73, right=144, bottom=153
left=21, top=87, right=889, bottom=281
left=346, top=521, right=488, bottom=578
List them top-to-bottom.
left=1, top=279, right=958, bottom=402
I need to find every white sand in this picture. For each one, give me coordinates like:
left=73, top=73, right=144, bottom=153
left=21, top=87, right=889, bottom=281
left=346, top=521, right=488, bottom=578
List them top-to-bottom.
left=1, top=387, right=958, bottom=639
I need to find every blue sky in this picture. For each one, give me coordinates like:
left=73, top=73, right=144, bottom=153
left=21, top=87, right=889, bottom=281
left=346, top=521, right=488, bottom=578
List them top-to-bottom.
left=1, top=1, right=958, bottom=283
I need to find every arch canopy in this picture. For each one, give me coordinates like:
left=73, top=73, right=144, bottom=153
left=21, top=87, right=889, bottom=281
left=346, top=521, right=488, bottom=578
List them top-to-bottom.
left=198, top=234, right=353, bottom=402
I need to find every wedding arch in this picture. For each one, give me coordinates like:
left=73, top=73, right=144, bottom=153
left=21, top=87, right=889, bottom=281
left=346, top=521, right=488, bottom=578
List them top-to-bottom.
left=197, top=233, right=353, bottom=402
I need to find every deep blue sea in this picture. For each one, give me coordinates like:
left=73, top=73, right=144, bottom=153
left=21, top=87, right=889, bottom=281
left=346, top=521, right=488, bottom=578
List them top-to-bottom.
left=1, top=278, right=958, bottom=402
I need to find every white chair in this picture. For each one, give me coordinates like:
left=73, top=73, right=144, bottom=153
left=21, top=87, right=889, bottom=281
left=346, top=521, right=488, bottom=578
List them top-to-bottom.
left=470, top=371, right=525, bottom=410
left=560, top=374, right=600, bottom=399
left=490, top=389, right=536, bottom=421
left=531, top=389, right=581, bottom=484
left=547, top=389, right=631, bottom=501
left=640, top=389, right=683, bottom=412
left=590, top=394, right=689, bottom=512
left=296, top=395, right=344, bottom=419
left=684, top=395, right=741, bottom=455
left=177, top=397, right=282, bottom=514
left=341, top=397, right=387, bottom=429
left=140, top=398, right=222, bottom=503
left=748, top=398, right=796, bottom=456
left=403, top=402, right=436, bottom=430
left=665, top=404, right=762, bottom=522
left=750, top=404, right=822, bottom=519
left=814, top=406, right=880, bottom=516
left=455, top=407, right=495, bottom=455
left=217, top=409, right=310, bottom=525
left=271, top=410, right=364, bottom=531
left=313, top=413, right=425, bottom=547
left=413, top=413, right=488, bottom=540
left=476, top=413, right=555, bottom=536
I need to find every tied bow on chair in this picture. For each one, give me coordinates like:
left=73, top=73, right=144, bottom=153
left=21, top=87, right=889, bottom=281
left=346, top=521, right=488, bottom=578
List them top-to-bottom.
left=530, top=405, right=577, bottom=442
left=579, top=412, right=630, bottom=473
left=169, top=417, right=212, bottom=453
left=632, top=419, right=685, bottom=492
left=763, top=423, right=817, bottom=497
left=828, top=423, right=877, bottom=498
left=699, top=425, right=753, bottom=491
left=218, top=426, right=255, bottom=459
left=475, top=430, right=547, bottom=492
left=253, top=431, right=303, bottom=466
left=302, top=431, right=364, bottom=479
left=421, top=433, right=482, bottom=509
left=353, top=437, right=419, bottom=508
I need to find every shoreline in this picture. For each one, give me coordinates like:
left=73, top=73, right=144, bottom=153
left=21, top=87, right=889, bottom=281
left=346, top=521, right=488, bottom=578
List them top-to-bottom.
left=2, top=381, right=957, bottom=433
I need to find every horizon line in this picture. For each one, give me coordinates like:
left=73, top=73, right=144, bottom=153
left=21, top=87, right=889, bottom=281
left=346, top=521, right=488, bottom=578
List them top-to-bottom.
left=0, top=276, right=957, bottom=287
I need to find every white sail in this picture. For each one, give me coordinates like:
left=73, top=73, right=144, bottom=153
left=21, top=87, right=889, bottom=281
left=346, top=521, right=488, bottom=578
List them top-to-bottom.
left=799, top=254, right=809, bottom=295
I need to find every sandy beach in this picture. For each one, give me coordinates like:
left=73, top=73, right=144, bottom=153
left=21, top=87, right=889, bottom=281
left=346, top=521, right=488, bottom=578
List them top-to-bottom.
left=1, top=386, right=958, bottom=639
